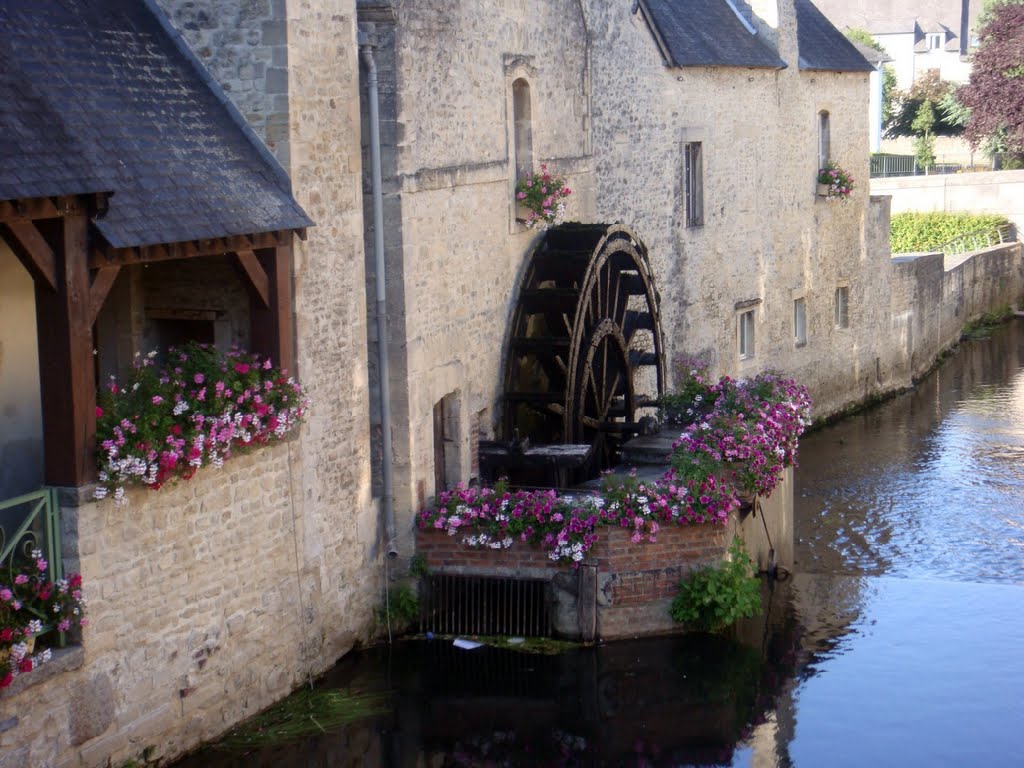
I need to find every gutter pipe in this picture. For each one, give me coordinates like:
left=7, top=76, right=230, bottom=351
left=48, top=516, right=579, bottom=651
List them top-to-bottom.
left=360, top=39, right=398, bottom=559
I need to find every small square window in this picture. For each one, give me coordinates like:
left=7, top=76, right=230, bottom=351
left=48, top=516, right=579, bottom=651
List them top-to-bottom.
left=928, top=33, right=943, bottom=50
left=684, top=142, right=703, bottom=228
left=835, top=287, right=849, bottom=329
left=794, top=298, right=807, bottom=346
left=738, top=309, right=755, bottom=359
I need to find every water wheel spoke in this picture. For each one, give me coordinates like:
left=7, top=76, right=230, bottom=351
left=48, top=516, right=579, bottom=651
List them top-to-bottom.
left=501, top=225, right=665, bottom=481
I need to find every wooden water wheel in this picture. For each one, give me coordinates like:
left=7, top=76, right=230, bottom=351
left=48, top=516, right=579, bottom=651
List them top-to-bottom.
left=500, top=223, right=666, bottom=480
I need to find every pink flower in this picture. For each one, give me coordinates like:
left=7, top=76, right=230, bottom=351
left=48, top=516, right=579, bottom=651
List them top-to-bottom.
left=233, top=363, right=250, bottom=374
left=194, top=373, right=205, bottom=384
left=152, top=395, right=163, bottom=405
left=96, top=406, right=103, bottom=418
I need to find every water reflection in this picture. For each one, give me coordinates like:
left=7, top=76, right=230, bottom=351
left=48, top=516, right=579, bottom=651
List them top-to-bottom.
left=175, top=321, right=1024, bottom=767
left=794, top=321, right=1024, bottom=583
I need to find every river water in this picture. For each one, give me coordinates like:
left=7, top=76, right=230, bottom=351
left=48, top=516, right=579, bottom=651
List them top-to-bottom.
left=177, top=320, right=1024, bottom=768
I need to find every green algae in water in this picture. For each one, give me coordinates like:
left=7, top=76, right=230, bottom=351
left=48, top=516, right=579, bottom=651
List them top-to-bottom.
left=214, top=687, right=389, bottom=751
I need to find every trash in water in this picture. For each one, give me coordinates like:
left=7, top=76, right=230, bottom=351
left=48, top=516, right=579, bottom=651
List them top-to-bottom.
left=507, top=637, right=525, bottom=645
left=453, top=638, right=483, bottom=650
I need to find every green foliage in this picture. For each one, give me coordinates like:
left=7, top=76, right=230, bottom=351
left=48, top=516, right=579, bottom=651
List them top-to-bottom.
left=844, top=27, right=884, bottom=53
left=886, top=71, right=964, bottom=138
left=912, top=101, right=936, bottom=135
left=913, top=134, right=936, bottom=171
left=890, top=212, right=1011, bottom=253
left=962, top=305, right=1013, bottom=339
left=669, top=538, right=762, bottom=632
left=409, top=553, right=429, bottom=579
left=379, top=584, right=419, bottom=628
left=215, top=687, right=389, bottom=751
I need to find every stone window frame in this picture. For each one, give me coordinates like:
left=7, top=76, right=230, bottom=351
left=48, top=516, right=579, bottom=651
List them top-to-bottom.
left=504, top=55, right=539, bottom=233
left=817, top=109, right=831, bottom=171
left=683, top=141, right=704, bottom=228
left=834, top=283, right=851, bottom=330
left=792, top=291, right=808, bottom=347
left=735, top=298, right=761, bottom=361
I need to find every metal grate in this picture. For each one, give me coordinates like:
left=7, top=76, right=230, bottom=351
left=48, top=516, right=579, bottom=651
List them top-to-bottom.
left=420, top=574, right=552, bottom=637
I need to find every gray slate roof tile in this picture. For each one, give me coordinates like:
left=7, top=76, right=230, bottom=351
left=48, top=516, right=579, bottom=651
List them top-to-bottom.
left=0, top=0, right=312, bottom=249
left=641, top=0, right=787, bottom=69
left=795, top=0, right=876, bottom=71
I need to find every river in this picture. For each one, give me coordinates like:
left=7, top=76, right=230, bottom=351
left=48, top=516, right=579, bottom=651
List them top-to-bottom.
left=176, top=320, right=1024, bottom=768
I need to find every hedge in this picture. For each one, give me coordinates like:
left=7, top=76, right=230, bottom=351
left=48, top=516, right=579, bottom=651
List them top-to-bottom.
left=890, top=212, right=1010, bottom=253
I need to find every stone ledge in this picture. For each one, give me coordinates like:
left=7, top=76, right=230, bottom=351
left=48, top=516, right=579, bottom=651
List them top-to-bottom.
left=0, top=645, right=84, bottom=700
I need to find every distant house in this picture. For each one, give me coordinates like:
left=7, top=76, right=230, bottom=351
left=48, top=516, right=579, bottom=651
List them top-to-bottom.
left=810, top=0, right=982, bottom=89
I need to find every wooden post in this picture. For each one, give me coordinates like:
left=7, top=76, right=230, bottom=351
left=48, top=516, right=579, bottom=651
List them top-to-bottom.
left=34, top=205, right=97, bottom=487
left=250, top=241, right=295, bottom=373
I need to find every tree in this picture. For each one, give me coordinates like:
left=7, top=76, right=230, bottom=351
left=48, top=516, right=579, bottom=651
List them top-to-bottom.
left=959, top=3, right=1024, bottom=158
left=845, top=28, right=898, bottom=124
left=886, top=71, right=963, bottom=138
left=912, top=102, right=937, bottom=171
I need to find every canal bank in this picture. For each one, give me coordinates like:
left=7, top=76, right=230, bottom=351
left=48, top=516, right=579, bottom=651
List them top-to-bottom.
left=174, top=319, right=1024, bottom=767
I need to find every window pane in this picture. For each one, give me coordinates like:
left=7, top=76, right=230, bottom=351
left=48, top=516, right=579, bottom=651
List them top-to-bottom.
left=818, top=111, right=830, bottom=169
left=685, top=142, right=703, bottom=227
left=835, top=287, right=849, bottom=328
left=794, top=298, right=807, bottom=344
left=739, top=310, right=755, bottom=358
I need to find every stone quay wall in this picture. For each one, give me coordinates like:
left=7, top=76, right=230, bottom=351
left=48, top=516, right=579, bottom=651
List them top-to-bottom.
left=0, top=442, right=374, bottom=768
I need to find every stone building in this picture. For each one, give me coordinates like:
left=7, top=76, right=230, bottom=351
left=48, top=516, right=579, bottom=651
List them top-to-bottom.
left=1, top=0, right=1021, bottom=765
left=353, top=0, right=881, bottom=556
left=0, top=1, right=375, bottom=765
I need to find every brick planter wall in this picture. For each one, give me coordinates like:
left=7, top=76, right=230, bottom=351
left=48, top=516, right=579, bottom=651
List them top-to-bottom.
left=415, top=518, right=733, bottom=641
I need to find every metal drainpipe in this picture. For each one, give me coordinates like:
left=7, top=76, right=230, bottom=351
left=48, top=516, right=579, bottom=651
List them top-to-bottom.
left=361, top=39, right=398, bottom=559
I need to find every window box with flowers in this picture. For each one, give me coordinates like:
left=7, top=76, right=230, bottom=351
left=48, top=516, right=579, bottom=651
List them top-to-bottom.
left=816, top=161, right=854, bottom=201
left=515, top=164, right=572, bottom=230
left=94, top=342, right=309, bottom=505
left=1, top=550, right=87, bottom=690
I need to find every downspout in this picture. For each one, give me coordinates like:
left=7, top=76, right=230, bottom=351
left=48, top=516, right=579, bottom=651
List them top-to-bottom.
left=360, top=38, right=398, bottom=559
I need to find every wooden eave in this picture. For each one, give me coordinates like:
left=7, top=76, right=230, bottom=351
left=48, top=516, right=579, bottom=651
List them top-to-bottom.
left=88, top=227, right=305, bottom=269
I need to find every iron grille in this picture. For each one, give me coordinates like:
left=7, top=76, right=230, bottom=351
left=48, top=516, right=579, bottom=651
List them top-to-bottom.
left=420, top=574, right=552, bottom=638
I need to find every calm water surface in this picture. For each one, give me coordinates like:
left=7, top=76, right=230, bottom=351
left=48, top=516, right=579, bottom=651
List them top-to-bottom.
left=178, top=321, right=1024, bottom=768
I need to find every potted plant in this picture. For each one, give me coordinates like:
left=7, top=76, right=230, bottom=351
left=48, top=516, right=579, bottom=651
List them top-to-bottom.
left=817, top=161, right=855, bottom=200
left=514, top=164, right=572, bottom=230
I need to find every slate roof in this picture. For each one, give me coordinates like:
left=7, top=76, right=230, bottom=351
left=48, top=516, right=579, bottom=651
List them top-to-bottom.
left=0, top=0, right=312, bottom=249
left=640, top=0, right=787, bottom=69
left=795, top=0, right=876, bottom=71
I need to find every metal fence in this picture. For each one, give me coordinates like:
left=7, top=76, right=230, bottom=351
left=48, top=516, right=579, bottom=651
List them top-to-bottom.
left=870, top=153, right=1016, bottom=178
left=938, top=223, right=1017, bottom=257
left=0, top=487, right=65, bottom=642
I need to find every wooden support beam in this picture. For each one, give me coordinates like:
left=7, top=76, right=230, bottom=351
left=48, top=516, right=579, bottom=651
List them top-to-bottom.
left=0, top=197, right=61, bottom=223
left=34, top=211, right=97, bottom=488
left=1, top=220, right=58, bottom=291
left=90, top=230, right=292, bottom=269
left=250, top=241, right=295, bottom=373
left=234, top=249, right=270, bottom=308
left=89, top=265, right=121, bottom=325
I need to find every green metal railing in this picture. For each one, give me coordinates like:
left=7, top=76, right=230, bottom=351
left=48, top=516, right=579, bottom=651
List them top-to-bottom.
left=0, top=487, right=65, bottom=644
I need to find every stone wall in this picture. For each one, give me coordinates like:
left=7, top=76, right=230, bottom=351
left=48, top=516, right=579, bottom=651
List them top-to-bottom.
left=155, top=0, right=291, bottom=167
left=357, top=0, right=596, bottom=554
left=586, top=0, right=876, bottom=418
left=0, top=2, right=377, bottom=767
left=871, top=169, right=1024, bottom=234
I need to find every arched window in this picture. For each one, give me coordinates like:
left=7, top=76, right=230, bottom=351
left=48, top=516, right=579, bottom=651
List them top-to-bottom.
left=512, top=78, right=533, bottom=184
left=818, top=110, right=831, bottom=170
